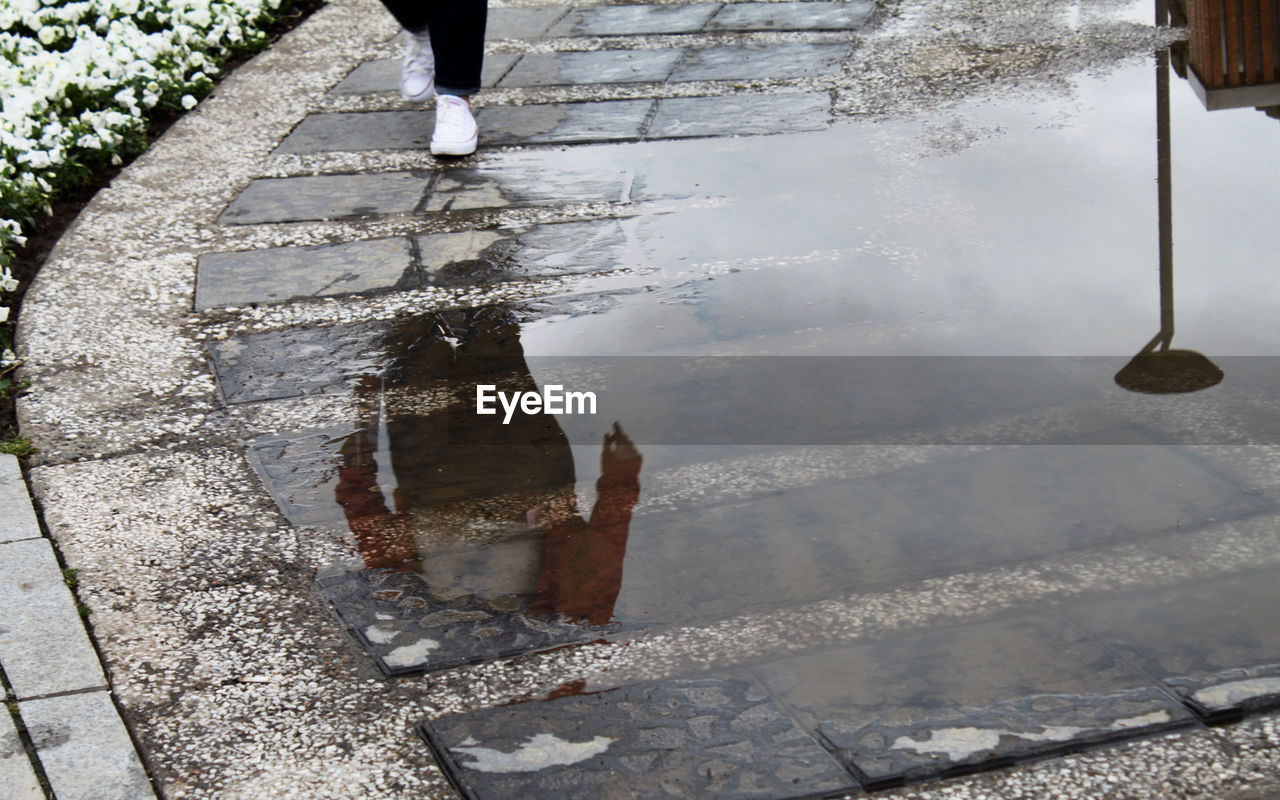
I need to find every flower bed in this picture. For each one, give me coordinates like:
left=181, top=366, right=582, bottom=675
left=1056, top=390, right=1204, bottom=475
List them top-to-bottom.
left=1, top=0, right=300, bottom=320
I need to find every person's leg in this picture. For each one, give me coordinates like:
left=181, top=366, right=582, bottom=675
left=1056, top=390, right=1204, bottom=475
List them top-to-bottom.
left=378, top=0, right=436, bottom=101
left=423, top=0, right=488, bottom=97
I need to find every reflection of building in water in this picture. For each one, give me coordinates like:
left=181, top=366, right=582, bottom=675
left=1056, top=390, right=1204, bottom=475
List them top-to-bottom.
left=1171, top=0, right=1280, bottom=116
left=333, top=308, right=641, bottom=626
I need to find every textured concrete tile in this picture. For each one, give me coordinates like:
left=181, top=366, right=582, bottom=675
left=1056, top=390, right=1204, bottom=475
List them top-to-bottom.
left=706, top=1, right=875, bottom=31
left=548, top=3, right=720, bottom=36
left=485, top=5, right=568, bottom=39
left=670, top=42, right=851, bottom=81
left=498, top=49, right=684, bottom=88
left=329, top=54, right=519, bottom=94
left=648, top=93, right=830, bottom=138
left=479, top=100, right=653, bottom=145
left=276, top=110, right=434, bottom=154
left=219, top=171, right=431, bottom=224
left=426, top=218, right=632, bottom=277
left=195, top=237, right=413, bottom=309
left=246, top=426, right=360, bottom=526
left=0, top=454, right=41, bottom=543
left=0, top=537, right=106, bottom=699
left=319, top=568, right=607, bottom=675
left=1063, top=569, right=1280, bottom=720
left=753, top=615, right=1196, bottom=787
left=419, top=676, right=860, bottom=799
left=21, top=691, right=155, bottom=800
left=0, top=710, right=43, bottom=800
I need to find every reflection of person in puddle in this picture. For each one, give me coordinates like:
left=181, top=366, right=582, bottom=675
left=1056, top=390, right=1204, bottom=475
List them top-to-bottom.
left=333, top=309, right=641, bottom=627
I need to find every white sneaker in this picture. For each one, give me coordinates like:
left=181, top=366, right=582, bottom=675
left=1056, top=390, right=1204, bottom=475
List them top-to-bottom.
left=399, top=29, right=435, bottom=102
left=431, top=94, right=478, bottom=156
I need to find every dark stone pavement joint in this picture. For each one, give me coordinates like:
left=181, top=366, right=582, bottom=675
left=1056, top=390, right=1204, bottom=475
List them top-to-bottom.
left=317, top=568, right=609, bottom=675
left=418, top=677, right=861, bottom=800
left=812, top=687, right=1197, bottom=788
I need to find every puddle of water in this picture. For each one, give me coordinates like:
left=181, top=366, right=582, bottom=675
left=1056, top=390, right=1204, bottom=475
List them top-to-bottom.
left=282, top=44, right=1280, bottom=662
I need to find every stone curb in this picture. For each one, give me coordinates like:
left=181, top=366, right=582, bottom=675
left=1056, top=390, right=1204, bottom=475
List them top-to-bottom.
left=0, top=454, right=155, bottom=800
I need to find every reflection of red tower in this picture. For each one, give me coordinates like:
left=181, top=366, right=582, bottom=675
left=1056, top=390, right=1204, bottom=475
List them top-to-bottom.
left=1179, top=0, right=1280, bottom=111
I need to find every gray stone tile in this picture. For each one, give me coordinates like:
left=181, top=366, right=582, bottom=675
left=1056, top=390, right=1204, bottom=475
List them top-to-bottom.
left=706, top=1, right=875, bottom=31
left=548, top=3, right=720, bottom=36
left=486, top=6, right=568, bottom=39
left=670, top=42, right=851, bottom=81
left=498, top=49, right=684, bottom=88
left=329, top=54, right=519, bottom=95
left=648, top=93, right=830, bottom=138
left=478, top=100, right=653, bottom=145
left=276, top=110, right=433, bottom=154
left=424, top=161, right=631, bottom=212
left=219, top=171, right=431, bottom=225
left=418, top=218, right=633, bottom=278
left=194, top=237, right=413, bottom=309
left=208, top=324, right=387, bottom=404
left=246, top=427, right=348, bottom=525
left=0, top=454, right=41, bottom=543
left=0, top=537, right=106, bottom=699
left=319, top=568, right=609, bottom=675
left=1063, top=569, right=1280, bottom=720
left=753, top=615, right=1196, bottom=788
left=419, top=676, right=860, bottom=799
left=20, top=691, right=155, bottom=800
left=0, top=710, right=43, bottom=800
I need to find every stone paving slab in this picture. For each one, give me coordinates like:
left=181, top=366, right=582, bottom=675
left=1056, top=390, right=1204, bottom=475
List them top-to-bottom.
left=707, top=1, right=875, bottom=31
left=547, top=3, right=721, bottom=36
left=485, top=5, right=568, bottom=40
left=670, top=42, right=852, bottom=81
left=496, top=49, right=684, bottom=88
left=329, top=54, right=520, bottom=95
left=649, top=92, right=831, bottom=138
left=479, top=99, right=654, bottom=145
left=275, top=109, right=435, bottom=154
left=424, top=161, right=632, bottom=212
left=219, top=170, right=431, bottom=224
left=195, top=237, right=414, bottom=309
left=208, top=323, right=387, bottom=403
left=0, top=454, right=41, bottom=544
left=0, top=537, right=106, bottom=699
left=318, top=568, right=608, bottom=675
left=1063, top=569, right=1280, bottom=721
left=751, top=614, right=1197, bottom=788
left=418, top=676, right=861, bottom=799
left=20, top=691, right=155, bottom=800
left=0, top=710, right=43, bottom=800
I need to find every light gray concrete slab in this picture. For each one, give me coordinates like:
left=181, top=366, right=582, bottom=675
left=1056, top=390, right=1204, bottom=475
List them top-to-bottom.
left=329, top=54, right=519, bottom=94
left=0, top=454, right=41, bottom=543
left=0, top=537, right=106, bottom=699
left=21, top=691, right=155, bottom=800
left=0, top=710, right=44, bottom=800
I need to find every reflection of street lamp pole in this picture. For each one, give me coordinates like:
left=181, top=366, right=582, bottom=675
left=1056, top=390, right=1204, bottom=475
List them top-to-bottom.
left=1115, top=1, right=1224, bottom=394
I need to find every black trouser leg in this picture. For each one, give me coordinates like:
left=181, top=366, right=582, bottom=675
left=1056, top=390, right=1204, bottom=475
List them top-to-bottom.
left=378, top=0, right=487, bottom=96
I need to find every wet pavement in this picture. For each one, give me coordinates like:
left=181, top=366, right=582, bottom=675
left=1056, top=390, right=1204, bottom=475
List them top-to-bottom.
left=19, top=0, right=1280, bottom=797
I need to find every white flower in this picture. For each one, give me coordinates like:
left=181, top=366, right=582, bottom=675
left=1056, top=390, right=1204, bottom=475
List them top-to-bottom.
left=180, top=94, right=197, bottom=110
left=0, top=308, right=10, bottom=323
